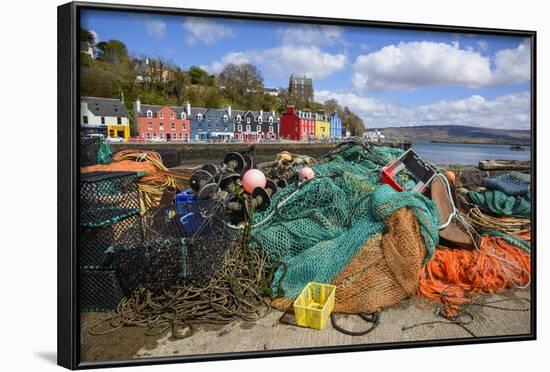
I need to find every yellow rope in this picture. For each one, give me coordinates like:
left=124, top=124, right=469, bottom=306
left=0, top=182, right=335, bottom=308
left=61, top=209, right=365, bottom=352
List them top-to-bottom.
left=113, top=150, right=177, bottom=212
left=467, top=206, right=530, bottom=238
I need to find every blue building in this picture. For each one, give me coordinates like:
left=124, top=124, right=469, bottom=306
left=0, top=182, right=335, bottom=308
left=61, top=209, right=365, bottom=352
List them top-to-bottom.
left=189, top=106, right=208, bottom=140
left=330, top=111, right=343, bottom=140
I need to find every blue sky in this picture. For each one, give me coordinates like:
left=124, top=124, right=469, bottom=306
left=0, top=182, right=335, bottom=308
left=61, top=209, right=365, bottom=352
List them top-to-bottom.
left=81, top=9, right=531, bottom=129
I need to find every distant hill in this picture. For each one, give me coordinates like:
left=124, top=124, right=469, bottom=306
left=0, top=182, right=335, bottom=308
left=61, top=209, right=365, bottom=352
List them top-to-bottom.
left=372, top=125, right=531, bottom=145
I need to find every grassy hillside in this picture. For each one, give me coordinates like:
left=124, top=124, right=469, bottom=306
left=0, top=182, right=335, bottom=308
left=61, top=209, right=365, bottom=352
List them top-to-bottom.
left=373, top=125, right=531, bottom=145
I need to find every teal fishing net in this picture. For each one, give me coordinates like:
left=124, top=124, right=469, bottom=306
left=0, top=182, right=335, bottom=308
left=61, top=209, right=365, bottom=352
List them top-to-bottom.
left=250, top=143, right=440, bottom=298
left=469, top=189, right=531, bottom=218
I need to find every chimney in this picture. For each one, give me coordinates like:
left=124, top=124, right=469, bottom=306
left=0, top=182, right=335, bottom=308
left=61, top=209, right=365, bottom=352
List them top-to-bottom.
left=120, top=91, right=124, bottom=103
left=135, top=98, right=141, bottom=113
left=183, top=102, right=191, bottom=115
left=226, top=105, right=231, bottom=116
left=260, top=109, right=263, bottom=118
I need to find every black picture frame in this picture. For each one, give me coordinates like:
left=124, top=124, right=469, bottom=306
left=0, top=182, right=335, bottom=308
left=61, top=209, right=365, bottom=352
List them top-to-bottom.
left=58, top=1, right=537, bottom=369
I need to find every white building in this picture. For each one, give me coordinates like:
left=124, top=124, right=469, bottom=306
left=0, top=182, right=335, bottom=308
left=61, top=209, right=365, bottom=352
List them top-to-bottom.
left=80, top=42, right=95, bottom=59
left=80, top=96, right=130, bottom=139
left=364, top=130, right=386, bottom=142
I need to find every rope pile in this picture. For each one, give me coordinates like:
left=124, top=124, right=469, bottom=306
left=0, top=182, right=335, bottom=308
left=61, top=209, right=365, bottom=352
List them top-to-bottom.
left=82, top=150, right=177, bottom=212
left=467, top=206, right=531, bottom=239
left=418, top=235, right=531, bottom=318
left=89, top=240, right=275, bottom=338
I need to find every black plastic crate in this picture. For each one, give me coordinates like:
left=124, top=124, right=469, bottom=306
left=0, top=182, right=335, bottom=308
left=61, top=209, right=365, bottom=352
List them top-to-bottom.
left=80, top=171, right=142, bottom=227
left=79, top=268, right=124, bottom=312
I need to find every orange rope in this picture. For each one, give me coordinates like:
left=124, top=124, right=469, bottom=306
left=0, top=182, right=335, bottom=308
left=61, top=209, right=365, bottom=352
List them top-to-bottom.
left=81, top=150, right=177, bottom=211
left=418, top=235, right=530, bottom=317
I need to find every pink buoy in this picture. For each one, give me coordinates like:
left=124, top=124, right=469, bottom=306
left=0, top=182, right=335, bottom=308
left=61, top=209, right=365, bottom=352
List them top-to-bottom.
left=299, top=166, right=315, bottom=182
left=242, top=169, right=267, bottom=194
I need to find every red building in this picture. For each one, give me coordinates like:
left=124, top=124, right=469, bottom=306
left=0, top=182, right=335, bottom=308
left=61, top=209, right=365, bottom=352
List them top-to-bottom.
left=134, top=100, right=191, bottom=141
left=279, top=106, right=315, bottom=141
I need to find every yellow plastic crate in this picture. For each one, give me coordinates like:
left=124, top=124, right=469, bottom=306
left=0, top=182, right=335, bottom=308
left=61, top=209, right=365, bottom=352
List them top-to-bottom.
left=293, top=282, right=336, bottom=330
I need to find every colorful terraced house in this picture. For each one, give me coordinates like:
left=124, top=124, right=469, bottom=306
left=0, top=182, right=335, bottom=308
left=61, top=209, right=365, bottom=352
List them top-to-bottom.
left=80, top=96, right=130, bottom=139
left=133, top=99, right=190, bottom=141
left=279, top=106, right=316, bottom=141
left=330, top=111, right=343, bottom=140
left=315, top=112, right=331, bottom=140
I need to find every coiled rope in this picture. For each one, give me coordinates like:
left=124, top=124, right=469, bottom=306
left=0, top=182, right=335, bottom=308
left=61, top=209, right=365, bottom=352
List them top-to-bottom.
left=89, top=240, right=279, bottom=339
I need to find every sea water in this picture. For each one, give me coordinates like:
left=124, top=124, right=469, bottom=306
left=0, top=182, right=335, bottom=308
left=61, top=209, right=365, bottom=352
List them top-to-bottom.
left=411, top=141, right=532, bottom=165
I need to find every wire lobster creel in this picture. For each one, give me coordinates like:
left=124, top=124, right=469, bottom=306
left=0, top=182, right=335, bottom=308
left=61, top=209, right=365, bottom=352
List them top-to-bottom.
left=110, top=199, right=238, bottom=295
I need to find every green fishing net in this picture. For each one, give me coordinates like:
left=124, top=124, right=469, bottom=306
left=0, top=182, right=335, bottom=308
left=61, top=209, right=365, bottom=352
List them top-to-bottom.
left=250, top=144, right=440, bottom=298
left=469, top=189, right=531, bottom=218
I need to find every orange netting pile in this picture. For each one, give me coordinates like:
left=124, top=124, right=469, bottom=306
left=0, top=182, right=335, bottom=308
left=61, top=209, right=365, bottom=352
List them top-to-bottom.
left=81, top=150, right=177, bottom=211
left=271, top=207, right=427, bottom=313
left=418, top=235, right=531, bottom=317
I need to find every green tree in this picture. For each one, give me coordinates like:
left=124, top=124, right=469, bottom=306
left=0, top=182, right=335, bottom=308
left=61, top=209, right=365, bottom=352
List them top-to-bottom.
left=80, top=27, right=95, bottom=44
left=96, top=40, right=129, bottom=65
left=219, top=63, right=264, bottom=107
left=189, top=66, right=210, bottom=85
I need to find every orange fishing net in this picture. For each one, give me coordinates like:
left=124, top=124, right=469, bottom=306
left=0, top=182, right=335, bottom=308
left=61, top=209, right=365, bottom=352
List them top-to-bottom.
left=271, top=207, right=427, bottom=313
left=418, top=235, right=531, bottom=317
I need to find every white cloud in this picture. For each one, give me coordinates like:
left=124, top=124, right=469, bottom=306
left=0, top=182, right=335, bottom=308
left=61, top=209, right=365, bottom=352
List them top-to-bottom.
left=143, top=18, right=166, bottom=38
left=183, top=18, right=233, bottom=46
left=277, top=25, right=344, bottom=46
left=89, top=30, right=99, bottom=43
left=492, top=39, right=531, bottom=84
left=352, top=40, right=530, bottom=91
left=478, top=40, right=488, bottom=52
left=204, top=46, right=346, bottom=79
left=315, top=90, right=530, bottom=130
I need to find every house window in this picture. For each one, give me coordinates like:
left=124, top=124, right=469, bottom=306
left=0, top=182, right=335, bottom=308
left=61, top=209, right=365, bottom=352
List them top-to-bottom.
left=146, top=110, right=153, bottom=118
left=159, top=113, right=164, bottom=119
left=170, top=113, right=175, bottom=119
left=181, top=113, right=186, bottom=120
left=197, top=113, right=202, bottom=121
left=223, top=115, right=228, bottom=122
left=236, top=115, right=241, bottom=122
left=83, top=116, right=88, bottom=124
left=101, top=117, right=105, bottom=124
left=117, top=117, right=122, bottom=124
left=247, top=117, right=251, bottom=124
left=269, top=117, right=273, bottom=123
left=258, top=118, right=262, bottom=123
left=147, top=122, right=152, bottom=130
left=159, top=123, right=164, bottom=130
left=171, top=123, right=176, bottom=130
left=183, top=123, right=186, bottom=130
left=237, top=125, right=242, bottom=132
left=246, top=125, right=251, bottom=132
left=257, top=125, right=261, bottom=133
left=215, top=126, right=219, bottom=131
left=269, top=126, right=274, bottom=133
left=146, top=133, right=151, bottom=139
left=153, top=133, right=158, bottom=138
left=159, top=133, right=164, bottom=139
left=179, top=133, right=183, bottom=139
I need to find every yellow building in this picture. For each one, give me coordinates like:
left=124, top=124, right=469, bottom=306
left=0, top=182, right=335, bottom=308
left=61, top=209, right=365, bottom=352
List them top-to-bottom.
left=80, top=96, right=131, bottom=140
left=315, top=113, right=330, bottom=140
left=107, top=125, right=131, bottom=140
